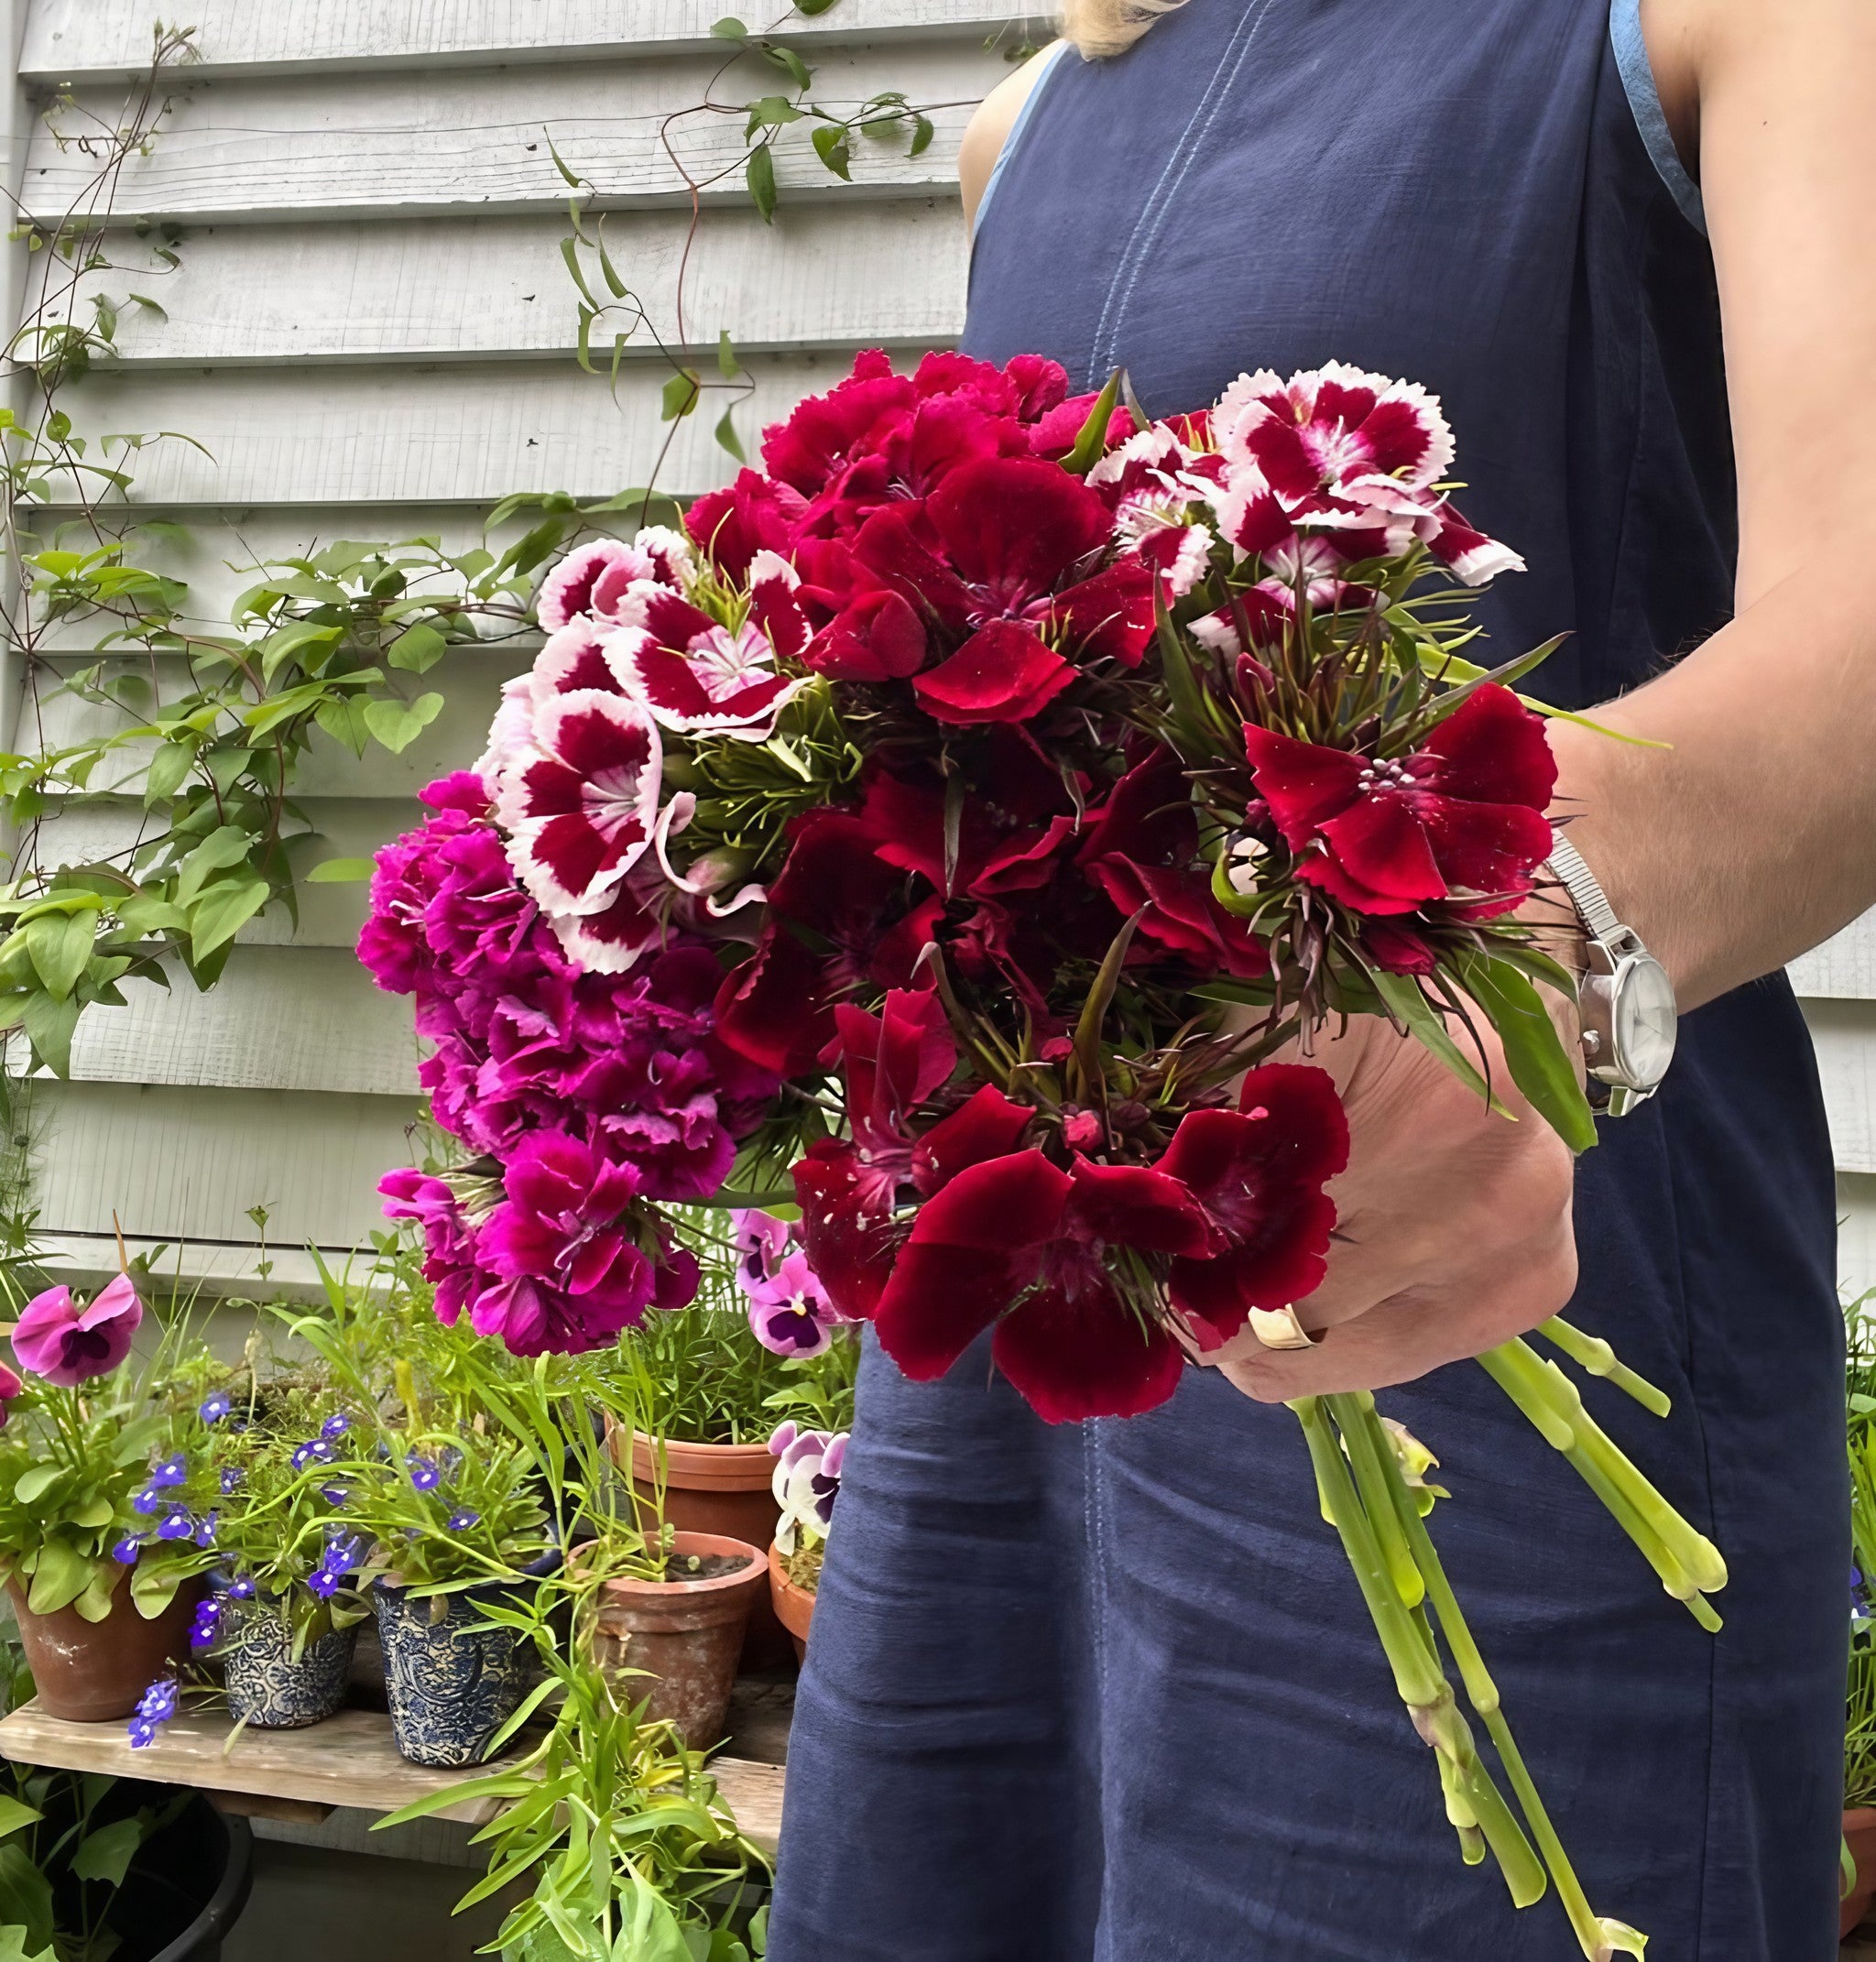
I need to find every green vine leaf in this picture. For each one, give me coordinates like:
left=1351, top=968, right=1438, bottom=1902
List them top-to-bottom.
left=746, top=144, right=778, bottom=223
left=363, top=692, right=444, bottom=755
left=306, top=857, right=375, bottom=884
left=188, top=876, right=270, bottom=961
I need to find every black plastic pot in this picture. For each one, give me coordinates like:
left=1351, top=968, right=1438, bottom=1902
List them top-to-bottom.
left=114, top=1793, right=253, bottom=1961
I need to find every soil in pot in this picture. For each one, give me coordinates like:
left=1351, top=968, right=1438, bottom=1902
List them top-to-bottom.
left=615, top=1424, right=789, bottom=1667
left=586, top=1531, right=764, bottom=1749
left=767, top=1542, right=815, bottom=1666
left=7, top=1570, right=201, bottom=1722
left=372, top=1580, right=535, bottom=1769
left=220, top=1597, right=357, bottom=1730
left=1844, top=1806, right=1876, bottom=1938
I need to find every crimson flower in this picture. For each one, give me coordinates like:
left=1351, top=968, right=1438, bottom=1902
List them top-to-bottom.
left=684, top=469, right=809, bottom=581
left=1242, top=683, right=1555, bottom=917
left=791, top=991, right=1032, bottom=1320
left=869, top=1064, right=1347, bottom=1422
left=1160, top=1065, right=1349, bottom=1349
left=873, top=1152, right=1213, bottom=1422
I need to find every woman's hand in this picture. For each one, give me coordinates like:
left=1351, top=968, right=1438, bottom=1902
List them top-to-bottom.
left=1201, top=1007, right=1581, bottom=1403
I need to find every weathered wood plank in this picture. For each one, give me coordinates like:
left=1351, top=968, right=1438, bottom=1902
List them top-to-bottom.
left=23, top=1, right=1039, bottom=80
left=22, top=48, right=995, bottom=223
left=45, top=202, right=965, bottom=367
left=49, top=352, right=889, bottom=505
left=1789, top=910, right=1876, bottom=1002
left=71, top=947, right=419, bottom=1095
left=31, top=1077, right=419, bottom=1248
left=0, top=1699, right=786, bottom=1854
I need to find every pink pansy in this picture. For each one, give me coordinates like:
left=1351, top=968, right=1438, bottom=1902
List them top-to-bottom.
left=1213, top=362, right=1456, bottom=496
left=537, top=540, right=637, bottom=631
left=495, top=691, right=663, bottom=919
left=732, top=1209, right=793, bottom=1292
left=746, top=1248, right=841, bottom=1359
left=14, top=1274, right=144, bottom=1387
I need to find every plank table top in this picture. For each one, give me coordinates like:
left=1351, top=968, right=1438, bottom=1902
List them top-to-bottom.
left=0, top=1697, right=786, bottom=1853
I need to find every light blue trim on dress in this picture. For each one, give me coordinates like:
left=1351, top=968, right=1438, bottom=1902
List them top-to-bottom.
left=1610, top=0, right=1706, bottom=234
left=970, top=38, right=1072, bottom=245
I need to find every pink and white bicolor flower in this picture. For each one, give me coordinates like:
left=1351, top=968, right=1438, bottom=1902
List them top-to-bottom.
left=1213, top=361, right=1457, bottom=495
left=494, top=689, right=663, bottom=919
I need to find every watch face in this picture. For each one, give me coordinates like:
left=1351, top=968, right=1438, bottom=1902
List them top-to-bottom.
left=1611, top=954, right=1678, bottom=1088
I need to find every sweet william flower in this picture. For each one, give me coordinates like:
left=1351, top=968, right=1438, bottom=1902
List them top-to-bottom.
left=1242, top=683, right=1556, bottom=919
left=873, top=1151, right=1216, bottom=1423
left=13, top=1274, right=142, bottom=1387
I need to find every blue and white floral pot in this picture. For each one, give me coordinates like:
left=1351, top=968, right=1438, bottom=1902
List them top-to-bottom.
left=372, top=1564, right=553, bottom=1769
left=221, top=1597, right=356, bottom=1730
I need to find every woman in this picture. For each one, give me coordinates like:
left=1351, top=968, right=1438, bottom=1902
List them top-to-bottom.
left=768, top=2, right=1876, bottom=1956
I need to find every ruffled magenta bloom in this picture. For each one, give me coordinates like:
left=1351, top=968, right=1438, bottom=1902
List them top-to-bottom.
left=1243, top=683, right=1556, bottom=919
left=13, top=1274, right=142, bottom=1387
left=0, top=1361, right=20, bottom=1429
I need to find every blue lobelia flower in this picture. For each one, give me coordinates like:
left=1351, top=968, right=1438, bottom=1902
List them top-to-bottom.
left=199, top=1393, right=233, bottom=1424
left=320, top=1412, right=350, bottom=1443
left=290, top=1438, right=334, bottom=1471
left=405, top=1454, right=442, bottom=1492
left=149, top=1455, right=188, bottom=1490
left=219, top=1466, right=244, bottom=1496
left=320, top=1483, right=350, bottom=1506
left=130, top=1484, right=163, bottom=1517
left=155, top=1506, right=195, bottom=1542
left=445, top=1508, right=481, bottom=1533
left=194, top=1510, right=219, bottom=1548
left=110, top=1534, right=144, bottom=1565
left=226, top=1574, right=256, bottom=1600
left=188, top=1597, right=222, bottom=1651
left=127, top=1674, right=180, bottom=1749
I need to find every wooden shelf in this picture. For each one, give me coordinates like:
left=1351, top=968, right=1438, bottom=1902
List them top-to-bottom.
left=0, top=1698, right=786, bottom=1854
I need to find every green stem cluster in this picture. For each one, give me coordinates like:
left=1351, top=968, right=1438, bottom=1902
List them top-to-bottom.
left=1292, top=1388, right=1652, bottom=1961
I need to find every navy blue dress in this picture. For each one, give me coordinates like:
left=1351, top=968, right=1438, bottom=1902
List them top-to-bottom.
left=767, top=4, right=1848, bottom=1956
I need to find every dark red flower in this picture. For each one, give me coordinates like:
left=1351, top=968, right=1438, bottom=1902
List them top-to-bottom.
left=684, top=469, right=809, bottom=581
left=1242, top=683, right=1555, bottom=917
left=713, top=813, right=939, bottom=1074
left=1086, top=856, right=1271, bottom=979
left=791, top=993, right=1032, bottom=1319
left=1157, top=1064, right=1348, bottom=1349
left=873, top=1151, right=1214, bottom=1422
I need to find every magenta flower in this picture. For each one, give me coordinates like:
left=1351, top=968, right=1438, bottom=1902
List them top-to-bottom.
left=746, top=1248, right=840, bottom=1359
left=13, top=1274, right=143, bottom=1387
left=0, top=1361, right=20, bottom=1429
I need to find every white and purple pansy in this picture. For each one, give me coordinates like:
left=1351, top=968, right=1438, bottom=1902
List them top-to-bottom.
left=769, top=1422, right=849, bottom=1554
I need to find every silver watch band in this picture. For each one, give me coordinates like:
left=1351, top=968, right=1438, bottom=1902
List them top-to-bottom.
left=1548, top=830, right=1626, bottom=950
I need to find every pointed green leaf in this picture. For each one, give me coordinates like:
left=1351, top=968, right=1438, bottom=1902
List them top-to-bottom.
left=811, top=124, right=852, bottom=180
left=746, top=144, right=778, bottom=223
left=715, top=328, right=743, bottom=380
left=1061, top=368, right=1123, bottom=474
left=714, top=408, right=746, bottom=463
left=386, top=622, right=446, bottom=673
left=362, top=692, right=443, bottom=755
left=142, top=738, right=196, bottom=809
left=305, top=857, right=375, bottom=884
left=188, top=877, right=269, bottom=960
left=24, top=906, right=99, bottom=1002
left=1454, top=952, right=1598, bottom=1154
left=1370, top=970, right=1512, bottom=1117
left=19, top=993, right=79, bottom=1078
left=0, top=1799, right=41, bottom=1843
left=71, top=1818, right=143, bottom=1888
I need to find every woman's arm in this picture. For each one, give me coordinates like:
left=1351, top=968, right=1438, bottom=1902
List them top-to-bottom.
left=1552, top=0, right=1876, bottom=1008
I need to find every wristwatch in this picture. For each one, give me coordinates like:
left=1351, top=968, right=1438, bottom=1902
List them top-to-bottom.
left=1547, top=830, right=1678, bottom=1117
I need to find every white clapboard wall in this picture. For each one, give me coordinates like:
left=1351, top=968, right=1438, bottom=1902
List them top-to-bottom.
left=6, top=0, right=1028, bottom=1288
left=9, top=3, right=1876, bottom=1305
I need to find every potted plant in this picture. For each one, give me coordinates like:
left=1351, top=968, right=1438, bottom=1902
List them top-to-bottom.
left=621, top=1211, right=857, bottom=1546
left=0, top=1278, right=219, bottom=1720
left=188, top=1389, right=371, bottom=1730
left=765, top=1422, right=848, bottom=1664
left=334, top=1423, right=556, bottom=1767
left=375, top=1555, right=769, bottom=1960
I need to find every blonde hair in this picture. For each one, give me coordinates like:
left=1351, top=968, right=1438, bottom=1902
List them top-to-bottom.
left=1058, top=0, right=1185, bottom=58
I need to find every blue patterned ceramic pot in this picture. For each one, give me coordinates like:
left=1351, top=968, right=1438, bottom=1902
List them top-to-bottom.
left=372, top=1557, right=558, bottom=1769
left=221, top=1596, right=356, bottom=1729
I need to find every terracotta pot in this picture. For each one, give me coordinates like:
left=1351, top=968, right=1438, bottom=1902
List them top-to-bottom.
left=614, top=1424, right=790, bottom=1669
left=586, top=1531, right=764, bottom=1748
left=768, top=1541, right=816, bottom=1665
left=7, top=1568, right=201, bottom=1721
left=1843, top=1806, right=1876, bottom=1938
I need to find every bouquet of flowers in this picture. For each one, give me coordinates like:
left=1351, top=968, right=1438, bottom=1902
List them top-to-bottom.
left=363, top=349, right=1725, bottom=1957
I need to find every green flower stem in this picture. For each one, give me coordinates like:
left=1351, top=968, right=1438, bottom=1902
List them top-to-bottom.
left=1536, top=1317, right=1672, bottom=1420
left=1478, top=1339, right=1726, bottom=1606
left=1355, top=1396, right=1626, bottom=1961
left=1296, top=1398, right=1543, bottom=1907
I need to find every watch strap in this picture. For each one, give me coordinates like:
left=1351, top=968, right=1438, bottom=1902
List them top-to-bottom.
left=1548, top=829, right=1623, bottom=947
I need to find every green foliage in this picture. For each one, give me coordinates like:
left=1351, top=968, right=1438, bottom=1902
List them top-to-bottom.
left=1847, top=1292, right=1876, bottom=1806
